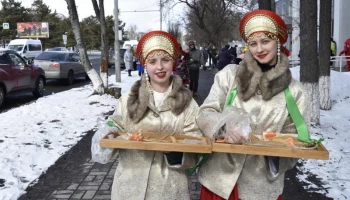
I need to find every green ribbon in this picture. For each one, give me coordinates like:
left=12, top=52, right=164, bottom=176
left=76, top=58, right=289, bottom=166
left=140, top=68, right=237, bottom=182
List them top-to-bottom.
left=225, top=88, right=238, bottom=106
left=284, top=88, right=324, bottom=145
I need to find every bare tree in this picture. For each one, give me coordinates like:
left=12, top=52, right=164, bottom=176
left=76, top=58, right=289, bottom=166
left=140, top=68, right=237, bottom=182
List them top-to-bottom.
left=66, top=0, right=104, bottom=94
left=92, top=0, right=109, bottom=89
left=167, top=0, right=244, bottom=48
left=300, top=0, right=319, bottom=124
left=318, top=0, right=332, bottom=110
left=167, top=21, right=182, bottom=41
left=126, top=25, right=138, bottom=40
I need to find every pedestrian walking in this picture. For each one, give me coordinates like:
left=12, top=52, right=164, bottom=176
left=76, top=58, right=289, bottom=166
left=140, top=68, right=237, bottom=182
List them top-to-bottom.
left=196, top=10, right=311, bottom=200
left=91, top=30, right=202, bottom=200
left=339, top=37, right=350, bottom=71
left=188, top=40, right=204, bottom=96
left=217, top=44, right=232, bottom=71
left=124, top=46, right=134, bottom=76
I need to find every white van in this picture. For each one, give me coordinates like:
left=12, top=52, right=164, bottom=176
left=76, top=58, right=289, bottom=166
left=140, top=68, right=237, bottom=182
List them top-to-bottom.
left=7, top=39, right=42, bottom=60
left=122, top=40, right=138, bottom=49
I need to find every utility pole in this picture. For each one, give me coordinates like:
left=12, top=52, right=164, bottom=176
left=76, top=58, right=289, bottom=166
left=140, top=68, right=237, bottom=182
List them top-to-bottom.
left=114, top=0, right=121, bottom=98
left=160, top=0, right=162, bottom=30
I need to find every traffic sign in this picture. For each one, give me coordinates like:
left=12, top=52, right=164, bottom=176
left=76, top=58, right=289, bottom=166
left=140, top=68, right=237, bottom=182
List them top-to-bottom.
left=3, top=23, right=9, bottom=29
left=62, top=34, right=67, bottom=45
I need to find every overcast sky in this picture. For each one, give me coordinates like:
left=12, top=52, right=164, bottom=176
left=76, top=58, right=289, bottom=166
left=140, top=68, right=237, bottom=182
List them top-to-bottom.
left=20, top=0, right=185, bottom=32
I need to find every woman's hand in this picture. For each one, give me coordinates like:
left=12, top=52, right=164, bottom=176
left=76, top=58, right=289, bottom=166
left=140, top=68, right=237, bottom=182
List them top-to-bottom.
left=224, top=124, right=251, bottom=144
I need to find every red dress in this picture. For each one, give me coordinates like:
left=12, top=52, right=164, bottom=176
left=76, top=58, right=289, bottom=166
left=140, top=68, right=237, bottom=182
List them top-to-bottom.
left=200, top=185, right=282, bottom=200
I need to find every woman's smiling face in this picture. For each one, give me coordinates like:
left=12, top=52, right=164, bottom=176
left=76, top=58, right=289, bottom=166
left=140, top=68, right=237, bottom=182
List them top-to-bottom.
left=248, top=34, right=278, bottom=66
left=145, top=51, right=174, bottom=91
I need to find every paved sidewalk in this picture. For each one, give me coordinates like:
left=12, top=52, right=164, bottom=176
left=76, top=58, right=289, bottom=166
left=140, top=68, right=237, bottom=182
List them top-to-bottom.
left=18, top=68, right=330, bottom=200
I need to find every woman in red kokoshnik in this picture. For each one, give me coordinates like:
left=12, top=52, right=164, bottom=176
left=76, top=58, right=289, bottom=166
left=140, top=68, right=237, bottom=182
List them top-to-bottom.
left=196, top=10, right=311, bottom=200
left=92, top=30, right=202, bottom=200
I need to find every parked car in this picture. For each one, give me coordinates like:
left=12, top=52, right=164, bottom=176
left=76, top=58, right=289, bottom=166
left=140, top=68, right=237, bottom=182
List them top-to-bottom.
left=7, top=39, right=42, bottom=60
left=45, top=47, right=69, bottom=52
left=108, top=48, right=126, bottom=68
left=0, top=50, right=46, bottom=107
left=34, top=51, right=88, bottom=85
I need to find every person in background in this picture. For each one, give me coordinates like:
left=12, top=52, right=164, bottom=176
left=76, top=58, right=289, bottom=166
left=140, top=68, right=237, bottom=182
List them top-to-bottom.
left=196, top=10, right=310, bottom=200
left=91, top=30, right=202, bottom=200
left=330, top=37, right=337, bottom=69
left=339, top=37, right=350, bottom=71
left=187, top=40, right=204, bottom=96
left=208, top=44, right=213, bottom=68
left=217, top=44, right=233, bottom=71
left=179, top=45, right=190, bottom=87
left=124, top=46, right=134, bottom=76
left=200, top=46, right=209, bottom=70
left=211, top=46, right=218, bottom=69
left=136, top=57, right=144, bottom=76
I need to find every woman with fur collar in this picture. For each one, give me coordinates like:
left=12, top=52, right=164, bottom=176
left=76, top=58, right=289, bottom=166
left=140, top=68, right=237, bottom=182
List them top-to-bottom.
left=196, top=10, right=311, bottom=200
left=92, top=31, right=202, bottom=200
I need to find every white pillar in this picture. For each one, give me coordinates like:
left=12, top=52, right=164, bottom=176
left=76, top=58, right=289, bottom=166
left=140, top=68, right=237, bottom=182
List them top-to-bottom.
left=291, top=0, right=300, bottom=57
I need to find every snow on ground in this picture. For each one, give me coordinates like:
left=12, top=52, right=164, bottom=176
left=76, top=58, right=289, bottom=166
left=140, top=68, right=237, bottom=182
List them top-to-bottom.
left=0, top=67, right=349, bottom=200
left=290, top=67, right=350, bottom=200
left=0, top=70, right=140, bottom=200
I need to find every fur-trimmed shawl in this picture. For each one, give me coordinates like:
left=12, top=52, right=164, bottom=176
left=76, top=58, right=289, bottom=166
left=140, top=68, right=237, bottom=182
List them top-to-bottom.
left=236, top=50, right=292, bottom=101
left=127, top=75, right=192, bottom=123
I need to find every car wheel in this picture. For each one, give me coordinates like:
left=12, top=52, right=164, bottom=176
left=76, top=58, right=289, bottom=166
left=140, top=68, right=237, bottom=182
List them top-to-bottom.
left=66, top=70, right=74, bottom=85
left=33, top=77, right=45, bottom=98
left=0, top=87, right=5, bottom=107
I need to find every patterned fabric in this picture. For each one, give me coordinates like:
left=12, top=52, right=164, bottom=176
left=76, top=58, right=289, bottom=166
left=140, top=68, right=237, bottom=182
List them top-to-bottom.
left=239, top=10, right=288, bottom=44
left=136, top=30, right=180, bottom=68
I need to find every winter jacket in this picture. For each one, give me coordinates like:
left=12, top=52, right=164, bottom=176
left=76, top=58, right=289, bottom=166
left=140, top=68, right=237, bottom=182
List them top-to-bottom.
left=339, top=38, right=350, bottom=56
left=217, top=47, right=232, bottom=70
left=187, top=48, right=203, bottom=70
left=124, top=50, right=134, bottom=70
left=196, top=51, right=311, bottom=200
left=108, top=75, right=202, bottom=200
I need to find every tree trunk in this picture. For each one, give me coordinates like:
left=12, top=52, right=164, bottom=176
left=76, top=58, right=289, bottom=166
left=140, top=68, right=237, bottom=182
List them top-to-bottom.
left=66, top=0, right=104, bottom=94
left=91, top=0, right=109, bottom=89
left=258, top=0, right=272, bottom=11
left=270, top=0, right=275, bottom=12
left=300, top=0, right=320, bottom=124
left=319, top=0, right=332, bottom=110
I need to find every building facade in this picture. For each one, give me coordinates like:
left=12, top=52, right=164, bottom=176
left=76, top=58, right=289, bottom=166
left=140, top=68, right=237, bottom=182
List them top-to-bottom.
left=276, top=0, right=350, bottom=62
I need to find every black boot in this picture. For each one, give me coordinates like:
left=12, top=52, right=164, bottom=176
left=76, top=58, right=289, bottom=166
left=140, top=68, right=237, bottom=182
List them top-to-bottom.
left=128, top=70, right=132, bottom=76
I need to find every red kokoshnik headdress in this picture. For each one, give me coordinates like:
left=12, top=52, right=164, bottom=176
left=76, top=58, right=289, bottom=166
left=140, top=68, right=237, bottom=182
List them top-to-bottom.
left=239, top=10, right=290, bottom=56
left=136, top=30, right=180, bottom=67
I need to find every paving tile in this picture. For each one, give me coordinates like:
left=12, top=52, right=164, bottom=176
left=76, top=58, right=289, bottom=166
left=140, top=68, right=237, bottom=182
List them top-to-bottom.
left=99, top=182, right=112, bottom=190
left=67, top=183, right=79, bottom=190
left=78, top=186, right=99, bottom=190
left=71, top=190, right=85, bottom=199
left=82, top=190, right=97, bottom=199
left=93, top=191, right=111, bottom=199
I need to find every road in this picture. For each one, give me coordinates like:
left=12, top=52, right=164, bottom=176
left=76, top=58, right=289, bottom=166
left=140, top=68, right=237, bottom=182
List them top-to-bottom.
left=0, top=57, right=117, bottom=114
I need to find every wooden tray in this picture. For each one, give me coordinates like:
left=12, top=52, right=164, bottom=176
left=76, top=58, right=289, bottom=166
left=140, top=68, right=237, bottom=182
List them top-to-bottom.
left=100, top=132, right=212, bottom=153
left=212, top=136, right=329, bottom=160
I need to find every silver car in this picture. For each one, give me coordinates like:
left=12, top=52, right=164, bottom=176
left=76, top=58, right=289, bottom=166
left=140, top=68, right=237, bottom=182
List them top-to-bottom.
left=34, top=51, right=88, bottom=85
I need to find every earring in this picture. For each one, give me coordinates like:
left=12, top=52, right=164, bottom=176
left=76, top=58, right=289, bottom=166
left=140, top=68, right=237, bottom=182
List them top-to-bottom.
left=277, top=41, right=281, bottom=64
left=144, top=67, right=153, bottom=94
